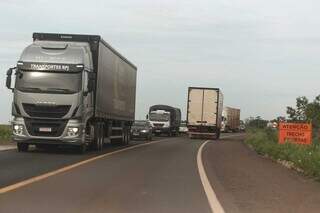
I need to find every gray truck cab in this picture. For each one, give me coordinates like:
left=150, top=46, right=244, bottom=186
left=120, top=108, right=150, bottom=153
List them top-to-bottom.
left=6, top=35, right=96, bottom=151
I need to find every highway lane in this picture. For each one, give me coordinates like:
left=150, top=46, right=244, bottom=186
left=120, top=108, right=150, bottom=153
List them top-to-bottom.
left=2, top=133, right=318, bottom=213
left=0, top=135, right=212, bottom=213
left=0, top=137, right=165, bottom=188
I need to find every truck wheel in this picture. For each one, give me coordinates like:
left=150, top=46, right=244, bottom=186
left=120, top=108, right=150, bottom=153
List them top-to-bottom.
left=92, top=122, right=104, bottom=151
left=97, top=123, right=104, bottom=151
left=123, top=128, right=130, bottom=145
left=126, top=129, right=131, bottom=144
left=215, top=130, right=221, bottom=140
left=17, top=143, right=29, bottom=152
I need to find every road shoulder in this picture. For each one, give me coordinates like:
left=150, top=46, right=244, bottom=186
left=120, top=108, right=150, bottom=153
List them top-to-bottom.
left=202, top=135, right=320, bottom=213
left=0, top=145, right=16, bottom=151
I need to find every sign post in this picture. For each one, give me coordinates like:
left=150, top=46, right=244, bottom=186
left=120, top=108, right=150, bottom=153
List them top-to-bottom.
left=278, top=122, right=312, bottom=145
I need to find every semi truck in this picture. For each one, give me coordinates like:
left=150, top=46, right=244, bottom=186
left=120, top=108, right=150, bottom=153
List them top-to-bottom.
left=6, top=33, right=137, bottom=153
left=187, top=87, right=223, bottom=139
left=148, top=105, right=181, bottom=136
left=221, top=107, right=240, bottom=132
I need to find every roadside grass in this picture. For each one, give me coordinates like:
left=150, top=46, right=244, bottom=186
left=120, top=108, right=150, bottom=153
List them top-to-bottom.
left=0, top=125, right=12, bottom=145
left=245, top=128, right=320, bottom=180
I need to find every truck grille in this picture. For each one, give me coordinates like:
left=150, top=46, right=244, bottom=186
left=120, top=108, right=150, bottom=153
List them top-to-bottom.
left=22, top=103, right=71, bottom=118
left=24, top=118, right=67, bottom=137
left=153, top=123, right=164, bottom=127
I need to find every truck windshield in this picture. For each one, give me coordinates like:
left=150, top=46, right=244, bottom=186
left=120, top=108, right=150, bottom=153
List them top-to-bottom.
left=15, top=70, right=82, bottom=94
left=149, top=113, right=170, bottom=122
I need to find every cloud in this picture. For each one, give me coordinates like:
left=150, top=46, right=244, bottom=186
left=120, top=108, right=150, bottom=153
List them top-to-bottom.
left=0, top=0, right=320, bottom=123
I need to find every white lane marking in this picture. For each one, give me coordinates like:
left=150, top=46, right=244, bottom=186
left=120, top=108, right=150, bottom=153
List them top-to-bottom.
left=196, top=134, right=244, bottom=213
left=0, top=139, right=170, bottom=194
left=197, top=140, right=225, bottom=213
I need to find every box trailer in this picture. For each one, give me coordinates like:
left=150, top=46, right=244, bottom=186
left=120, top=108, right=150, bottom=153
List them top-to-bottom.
left=6, top=32, right=137, bottom=153
left=187, top=87, right=223, bottom=139
left=221, top=107, right=240, bottom=132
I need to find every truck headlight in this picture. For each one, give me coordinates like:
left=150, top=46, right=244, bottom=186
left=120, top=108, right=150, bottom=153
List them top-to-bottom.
left=13, top=124, right=24, bottom=135
left=67, top=127, right=79, bottom=137
left=141, top=129, right=148, bottom=133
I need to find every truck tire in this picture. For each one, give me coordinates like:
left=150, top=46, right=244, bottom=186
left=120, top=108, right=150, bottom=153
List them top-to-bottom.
left=92, top=122, right=104, bottom=151
left=98, top=123, right=104, bottom=151
left=123, top=128, right=130, bottom=145
left=126, top=129, right=131, bottom=144
left=215, top=129, right=221, bottom=140
left=17, top=143, right=29, bottom=152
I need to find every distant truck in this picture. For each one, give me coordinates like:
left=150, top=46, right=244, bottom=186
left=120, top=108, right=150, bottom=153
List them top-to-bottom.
left=6, top=33, right=137, bottom=153
left=187, top=87, right=223, bottom=139
left=148, top=105, right=181, bottom=136
left=221, top=107, right=240, bottom=132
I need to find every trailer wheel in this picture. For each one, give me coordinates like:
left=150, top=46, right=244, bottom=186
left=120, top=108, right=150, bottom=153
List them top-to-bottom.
left=97, top=123, right=104, bottom=151
left=123, top=128, right=130, bottom=145
left=124, top=129, right=127, bottom=145
left=126, top=129, right=131, bottom=144
left=215, top=129, right=221, bottom=140
left=17, top=143, right=29, bottom=152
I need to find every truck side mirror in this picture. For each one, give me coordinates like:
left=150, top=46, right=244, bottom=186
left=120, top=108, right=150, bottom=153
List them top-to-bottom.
left=6, top=68, right=14, bottom=91
left=146, top=114, right=149, bottom=120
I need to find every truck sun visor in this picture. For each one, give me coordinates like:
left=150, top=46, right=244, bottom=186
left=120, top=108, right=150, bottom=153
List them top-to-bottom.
left=40, top=43, right=68, bottom=50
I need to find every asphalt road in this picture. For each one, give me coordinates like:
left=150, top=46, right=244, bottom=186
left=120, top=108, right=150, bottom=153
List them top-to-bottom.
left=1, top=133, right=320, bottom=213
left=0, top=135, right=212, bottom=213
left=0, top=137, right=165, bottom=188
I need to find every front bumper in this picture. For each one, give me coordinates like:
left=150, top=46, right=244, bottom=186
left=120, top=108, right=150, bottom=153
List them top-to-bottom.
left=11, top=117, right=85, bottom=145
left=152, top=127, right=170, bottom=133
left=131, top=131, right=150, bottom=138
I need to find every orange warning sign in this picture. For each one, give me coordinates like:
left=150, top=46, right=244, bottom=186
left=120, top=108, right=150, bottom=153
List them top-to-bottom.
left=278, top=122, right=312, bottom=145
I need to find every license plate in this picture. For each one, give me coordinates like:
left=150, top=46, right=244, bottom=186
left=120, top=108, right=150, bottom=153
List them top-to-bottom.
left=39, top=127, right=52, bottom=132
left=156, top=130, right=161, bottom=132
left=133, top=133, right=139, bottom=136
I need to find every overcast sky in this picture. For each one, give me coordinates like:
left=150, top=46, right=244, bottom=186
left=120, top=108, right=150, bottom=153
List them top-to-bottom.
left=1, top=0, right=320, bottom=123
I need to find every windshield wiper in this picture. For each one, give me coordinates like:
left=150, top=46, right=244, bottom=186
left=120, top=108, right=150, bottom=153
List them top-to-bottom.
left=18, top=87, right=44, bottom=93
left=46, top=88, right=75, bottom=94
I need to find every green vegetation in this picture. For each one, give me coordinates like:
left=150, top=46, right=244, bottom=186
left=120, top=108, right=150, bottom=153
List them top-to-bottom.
left=287, top=95, right=320, bottom=138
left=245, top=116, right=268, bottom=129
left=0, top=125, right=12, bottom=145
left=245, top=128, right=320, bottom=180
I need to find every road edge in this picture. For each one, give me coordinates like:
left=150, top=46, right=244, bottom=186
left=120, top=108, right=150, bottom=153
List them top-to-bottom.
left=197, top=140, right=225, bottom=213
left=0, top=145, right=16, bottom=152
